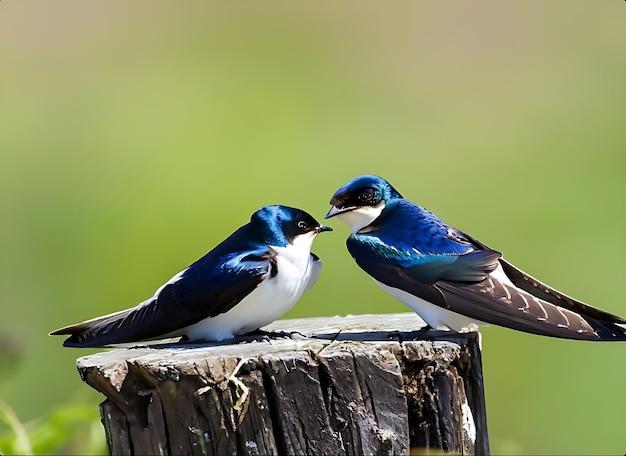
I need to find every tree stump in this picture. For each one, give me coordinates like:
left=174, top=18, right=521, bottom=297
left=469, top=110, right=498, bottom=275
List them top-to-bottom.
left=77, top=313, right=489, bottom=455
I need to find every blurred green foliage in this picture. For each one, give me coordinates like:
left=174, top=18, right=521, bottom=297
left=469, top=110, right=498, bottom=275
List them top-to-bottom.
left=1, top=1, right=625, bottom=454
left=0, top=400, right=106, bottom=455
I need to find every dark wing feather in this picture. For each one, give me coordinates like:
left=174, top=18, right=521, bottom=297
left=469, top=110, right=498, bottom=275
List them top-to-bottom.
left=456, top=228, right=626, bottom=325
left=346, top=232, right=500, bottom=285
left=51, top=248, right=275, bottom=347
left=499, top=259, right=626, bottom=324
left=434, top=279, right=626, bottom=340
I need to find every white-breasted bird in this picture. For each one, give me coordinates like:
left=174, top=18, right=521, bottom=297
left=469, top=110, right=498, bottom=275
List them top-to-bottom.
left=326, top=175, right=626, bottom=341
left=52, top=205, right=332, bottom=347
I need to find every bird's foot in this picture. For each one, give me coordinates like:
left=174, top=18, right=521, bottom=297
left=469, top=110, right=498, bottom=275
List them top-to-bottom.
left=403, top=324, right=434, bottom=341
left=384, top=325, right=432, bottom=342
left=233, top=329, right=307, bottom=344
left=247, top=329, right=308, bottom=341
left=266, top=329, right=308, bottom=340
left=233, top=330, right=273, bottom=344
left=278, top=330, right=308, bottom=340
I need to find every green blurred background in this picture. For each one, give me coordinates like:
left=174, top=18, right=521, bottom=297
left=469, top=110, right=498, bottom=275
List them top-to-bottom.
left=1, top=1, right=625, bottom=454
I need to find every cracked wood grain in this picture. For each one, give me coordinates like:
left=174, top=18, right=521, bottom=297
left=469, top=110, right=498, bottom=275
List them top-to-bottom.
left=316, top=343, right=409, bottom=455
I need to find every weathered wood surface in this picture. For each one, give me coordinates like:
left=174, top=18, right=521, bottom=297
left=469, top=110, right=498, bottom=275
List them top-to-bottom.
left=77, top=313, right=489, bottom=455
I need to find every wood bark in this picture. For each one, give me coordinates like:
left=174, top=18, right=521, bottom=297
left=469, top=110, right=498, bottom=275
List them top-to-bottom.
left=77, top=313, right=489, bottom=455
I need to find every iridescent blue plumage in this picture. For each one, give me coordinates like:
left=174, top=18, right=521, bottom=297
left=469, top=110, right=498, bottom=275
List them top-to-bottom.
left=330, top=174, right=403, bottom=207
left=347, top=199, right=499, bottom=283
left=356, top=199, right=474, bottom=256
left=250, top=205, right=300, bottom=247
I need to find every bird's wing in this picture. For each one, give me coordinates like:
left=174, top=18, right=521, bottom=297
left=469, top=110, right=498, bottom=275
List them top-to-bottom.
left=348, top=219, right=501, bottom=284
left=348, top=232, right=626, bottom=341
left=51, top=247, right=276, bottom=347
left=302, top=252, right=322, bottom=293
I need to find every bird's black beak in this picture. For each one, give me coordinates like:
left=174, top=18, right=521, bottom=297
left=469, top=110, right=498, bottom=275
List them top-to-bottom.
left=324, top=205, right=355, bottom=219
left=316, top=225, right=333, bottom=233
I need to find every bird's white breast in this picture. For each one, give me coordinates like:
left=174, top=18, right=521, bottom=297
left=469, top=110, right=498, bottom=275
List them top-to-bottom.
left=184, top=236, right=316, bottom=341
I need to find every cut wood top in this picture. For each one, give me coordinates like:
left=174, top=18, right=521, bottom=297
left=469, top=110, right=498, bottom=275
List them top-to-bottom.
left=76, top=312, right=481, bottom=370
left=76, top=313, right=479, bottom=393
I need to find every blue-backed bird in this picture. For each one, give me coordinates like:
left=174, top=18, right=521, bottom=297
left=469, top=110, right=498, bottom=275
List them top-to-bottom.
left=326, top=175, right=626, bottom=341
left=51, top=205, right=332, bottom=347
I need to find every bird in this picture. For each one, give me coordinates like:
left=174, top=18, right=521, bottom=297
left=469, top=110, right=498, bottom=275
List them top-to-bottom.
left=325, top=175, right=626, bottom=341
left=51, top=205, right=332, bottom=347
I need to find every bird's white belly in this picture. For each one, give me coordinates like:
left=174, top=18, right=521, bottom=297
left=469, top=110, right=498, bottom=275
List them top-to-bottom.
left=184, top=246, right=312, bottom=341
left=374, top=280, right=483, bottom=331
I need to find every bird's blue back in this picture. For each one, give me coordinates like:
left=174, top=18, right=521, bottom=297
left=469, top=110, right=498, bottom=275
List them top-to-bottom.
left=345, top=199, right=502, bottom=284
left=350, top=200, right=475, bottom=266
left=189, top=205, right=294, bottom=277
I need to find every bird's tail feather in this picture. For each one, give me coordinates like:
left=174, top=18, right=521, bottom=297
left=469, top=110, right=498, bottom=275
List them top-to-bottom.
left=435, top=277, right=626, bottom=341
left=49, top=308, right=134, bottom=347
left=585, top=318, right=626, bottom=341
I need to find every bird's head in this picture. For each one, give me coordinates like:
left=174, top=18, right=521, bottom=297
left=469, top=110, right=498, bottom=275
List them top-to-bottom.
left=325, top=175, right=402, bottom=232
left=251, top=205, right=332, bottom=248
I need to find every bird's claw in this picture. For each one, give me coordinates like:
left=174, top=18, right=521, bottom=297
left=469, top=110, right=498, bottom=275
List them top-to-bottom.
left=245, top=329, right=308, bottom=342
left=278, top=330, right=308, bottom=340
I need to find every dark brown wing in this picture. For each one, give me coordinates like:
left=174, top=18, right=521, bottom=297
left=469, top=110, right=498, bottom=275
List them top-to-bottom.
left=455, top=229, right=626, bottom=326
left=499, top=259, right=626, bottom=324
left=434, top=273, right=626, bottom=341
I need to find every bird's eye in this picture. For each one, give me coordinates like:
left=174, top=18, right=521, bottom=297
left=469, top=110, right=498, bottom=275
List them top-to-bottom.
left=359, top=188, right=376, bottom=203
left=297, top=221, right=308, bottom=230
